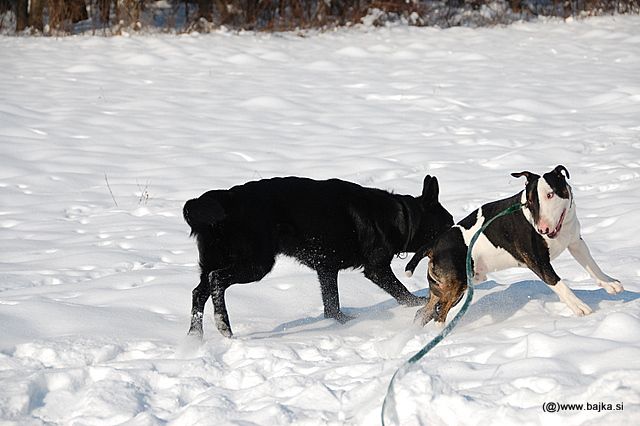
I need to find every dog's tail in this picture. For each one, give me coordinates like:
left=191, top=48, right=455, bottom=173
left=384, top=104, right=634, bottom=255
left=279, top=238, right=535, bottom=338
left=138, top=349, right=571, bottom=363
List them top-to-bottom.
left=183, top=195, right=226, bottom=237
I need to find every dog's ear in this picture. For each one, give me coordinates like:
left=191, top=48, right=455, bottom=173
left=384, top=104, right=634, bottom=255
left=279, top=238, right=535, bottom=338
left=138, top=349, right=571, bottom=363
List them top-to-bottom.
left=553, top=165, right=570, bottom=180
left=511, top=171, right=540, bottom=183
left=422, top=175, right=439, bottom=203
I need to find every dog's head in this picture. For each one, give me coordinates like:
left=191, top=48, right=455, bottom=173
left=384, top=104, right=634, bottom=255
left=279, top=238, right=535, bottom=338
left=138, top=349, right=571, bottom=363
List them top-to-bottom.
left=512, top=165, right=572, bottom=239
left=410, top=175, right=454, bottom=250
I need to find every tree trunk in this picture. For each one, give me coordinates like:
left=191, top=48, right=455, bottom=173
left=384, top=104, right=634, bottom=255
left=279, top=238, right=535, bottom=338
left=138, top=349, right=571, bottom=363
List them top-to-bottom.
left=16, top=0, right=28, bottom=31
left=29, top=0, right=44, bottom=31
left=49, top=0, right=63, bottom=30
left=67, top=0, right=88, bottom=23
left=99, top=0, right=111, bottom=24
left=198, top=0, right=213, bottom=21
left=215, top=0, right=232, bottom=26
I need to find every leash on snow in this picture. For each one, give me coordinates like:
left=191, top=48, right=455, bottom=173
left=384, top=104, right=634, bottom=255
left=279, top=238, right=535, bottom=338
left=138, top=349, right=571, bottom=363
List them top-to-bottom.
left=381, top=202, right=525, bottom=425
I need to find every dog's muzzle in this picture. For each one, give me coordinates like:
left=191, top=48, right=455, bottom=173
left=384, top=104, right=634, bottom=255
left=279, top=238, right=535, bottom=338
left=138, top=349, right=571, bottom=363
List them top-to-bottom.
left=540, top=209, right=566, bottom=239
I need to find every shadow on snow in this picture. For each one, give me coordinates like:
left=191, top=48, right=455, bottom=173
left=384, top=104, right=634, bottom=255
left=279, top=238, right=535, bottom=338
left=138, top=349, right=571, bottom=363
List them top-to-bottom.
left=246, top=279, right=639, bottom=339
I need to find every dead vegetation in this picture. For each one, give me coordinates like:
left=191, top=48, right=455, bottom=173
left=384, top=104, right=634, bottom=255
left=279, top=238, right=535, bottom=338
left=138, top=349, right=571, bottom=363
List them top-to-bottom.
left=3, top=0, right=639, bottom=35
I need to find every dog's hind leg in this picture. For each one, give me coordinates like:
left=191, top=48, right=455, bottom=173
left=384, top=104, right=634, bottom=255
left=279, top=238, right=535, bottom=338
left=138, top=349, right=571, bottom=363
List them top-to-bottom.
left=364, top=264, right=425, bottom=307
left=317, top=268, right=353, bottom=324
left=210, top=270, right=234, bottom=338
left=187, top=272, right=211, bottom=338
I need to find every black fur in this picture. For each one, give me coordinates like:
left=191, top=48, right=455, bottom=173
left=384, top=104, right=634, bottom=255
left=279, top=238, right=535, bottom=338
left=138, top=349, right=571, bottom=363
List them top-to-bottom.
left=406, top=166, right=574, bottom=326
left=543, top=166, right=571, bottom=200
left=511, top=171, right=541, bottom=225
left=184, top=175, right=453, bottom=337
left=462, top=193, right=557, bottom=284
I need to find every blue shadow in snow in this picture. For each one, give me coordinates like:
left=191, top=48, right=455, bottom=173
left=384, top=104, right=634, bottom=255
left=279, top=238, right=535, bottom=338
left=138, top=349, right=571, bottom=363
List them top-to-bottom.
left=460, top=279, right=640, bottom=326
left=246, top=280, right=639, bottom=339
left=248, top=296, right=406, bottom=339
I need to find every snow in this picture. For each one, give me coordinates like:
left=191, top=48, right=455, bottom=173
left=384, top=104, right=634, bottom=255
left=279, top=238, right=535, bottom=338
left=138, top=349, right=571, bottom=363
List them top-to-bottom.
left=1, top=15, right=640, bottom=425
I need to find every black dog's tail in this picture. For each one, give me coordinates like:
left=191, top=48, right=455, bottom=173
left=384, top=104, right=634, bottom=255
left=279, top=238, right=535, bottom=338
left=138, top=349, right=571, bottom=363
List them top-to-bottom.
left=183, top=195, right=226, bottom=237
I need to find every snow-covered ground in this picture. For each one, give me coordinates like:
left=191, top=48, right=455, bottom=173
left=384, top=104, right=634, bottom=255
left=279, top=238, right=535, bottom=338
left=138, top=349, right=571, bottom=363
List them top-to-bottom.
left=1, top=16, right=640, bottom=425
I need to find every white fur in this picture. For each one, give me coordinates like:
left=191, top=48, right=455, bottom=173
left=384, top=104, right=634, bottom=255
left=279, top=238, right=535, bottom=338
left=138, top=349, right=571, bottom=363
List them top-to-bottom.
left=535, top=177, right=571, bottom=236
left=465, top=185, right=622, bottom=316
left=521, top=190, right=578, bottom=260
left=458, top=209, right=522, bottom=284
left=568, top=238, right=624, bottom=294
left=548, top=280, right=593, bottom=316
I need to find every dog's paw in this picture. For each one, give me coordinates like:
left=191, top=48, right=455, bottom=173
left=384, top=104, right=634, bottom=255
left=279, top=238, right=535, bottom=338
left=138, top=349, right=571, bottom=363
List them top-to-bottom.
left=473, top=272, right=487, bottom=284
left=599, top=279, right=624, bottom=295
left=551, top=281, right=593, bottom=317
left=568, top=298, right=593, bottom=317
left=414, top=306, right=434, bottom=327
left=326, top=311, right=355, bottom=324
left=336, top=312, right=355, bottom=324
left=187, top=313, right=204, bottom=339
left=214, top=314, right=233, bottom=338
left=187, top=327, right=203, bottom=339
left=217, top=327, right=233, bottom=338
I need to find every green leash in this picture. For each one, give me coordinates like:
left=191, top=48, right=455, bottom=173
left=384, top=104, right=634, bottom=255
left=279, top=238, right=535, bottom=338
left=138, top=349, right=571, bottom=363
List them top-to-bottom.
left=381, top=202, right=524, bottom=425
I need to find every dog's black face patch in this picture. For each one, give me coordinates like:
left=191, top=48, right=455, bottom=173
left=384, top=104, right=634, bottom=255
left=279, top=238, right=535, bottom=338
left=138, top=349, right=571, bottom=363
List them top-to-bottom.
left=542, top=165, right=571, bottom=200
left=512, top=171, right=542, bottom=225
left=525, top=177, right=541, bottom=225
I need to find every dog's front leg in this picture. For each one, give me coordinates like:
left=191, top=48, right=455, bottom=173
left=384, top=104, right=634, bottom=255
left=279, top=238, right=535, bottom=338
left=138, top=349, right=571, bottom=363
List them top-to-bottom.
left=568, top=237, right=623, bottom=295
left=405, top=243, right=431, bottom=278
left=526, top=258, right=592, bottom=316
left=364, top=264, right=425, bottom=306
left=548, top=280, right=593, bottom=316
left=414, top=293, right=440, bottom=326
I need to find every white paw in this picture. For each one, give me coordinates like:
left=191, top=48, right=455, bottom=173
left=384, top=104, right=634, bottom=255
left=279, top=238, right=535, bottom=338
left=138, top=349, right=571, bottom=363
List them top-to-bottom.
left=473, top=272, right=487, bottom=284
left=599, top=280, right=624, bottom=295
left=551, top=281, right=593, bottom=317
left=568, top=298, right=593, bottom=316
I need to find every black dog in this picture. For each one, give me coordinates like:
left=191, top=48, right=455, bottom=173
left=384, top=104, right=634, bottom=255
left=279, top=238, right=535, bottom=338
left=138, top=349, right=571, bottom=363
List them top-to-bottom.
left=184, top=176, right=453, bottom=337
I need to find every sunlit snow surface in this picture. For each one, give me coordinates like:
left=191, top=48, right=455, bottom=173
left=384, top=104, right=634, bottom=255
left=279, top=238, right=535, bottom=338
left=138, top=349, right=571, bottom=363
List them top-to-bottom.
left=1, top=16, right=639, bottom=425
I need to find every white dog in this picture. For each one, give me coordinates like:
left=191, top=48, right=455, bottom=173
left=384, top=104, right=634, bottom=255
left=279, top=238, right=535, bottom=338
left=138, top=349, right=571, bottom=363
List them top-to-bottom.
left=405, top=165, right=623, bottom=326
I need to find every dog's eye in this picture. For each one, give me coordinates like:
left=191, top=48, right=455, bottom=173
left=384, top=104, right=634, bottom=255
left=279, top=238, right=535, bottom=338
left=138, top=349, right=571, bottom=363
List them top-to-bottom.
left=547, top=192, right=554, bottom=199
